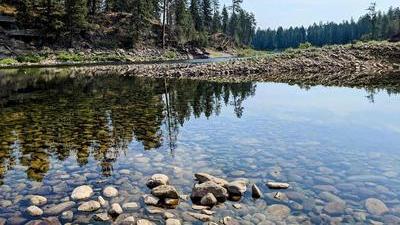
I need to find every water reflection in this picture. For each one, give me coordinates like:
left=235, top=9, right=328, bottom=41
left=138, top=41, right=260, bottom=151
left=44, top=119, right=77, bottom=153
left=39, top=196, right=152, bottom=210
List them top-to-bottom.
left=0, top=69, right=256, bottom=182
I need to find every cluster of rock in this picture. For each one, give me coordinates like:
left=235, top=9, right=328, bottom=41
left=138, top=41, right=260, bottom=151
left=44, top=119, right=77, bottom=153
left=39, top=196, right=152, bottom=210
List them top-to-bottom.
left=69, top=41, right=400, bottom=87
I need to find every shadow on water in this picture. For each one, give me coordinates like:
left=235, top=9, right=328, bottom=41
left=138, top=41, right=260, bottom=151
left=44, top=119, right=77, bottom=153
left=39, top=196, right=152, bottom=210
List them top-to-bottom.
left=0, top=68, right=256, bottom=183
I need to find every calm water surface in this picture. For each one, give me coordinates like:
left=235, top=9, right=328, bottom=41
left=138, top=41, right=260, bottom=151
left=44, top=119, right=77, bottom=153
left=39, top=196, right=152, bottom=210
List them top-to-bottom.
left=0, top=69, right=400, bottom=224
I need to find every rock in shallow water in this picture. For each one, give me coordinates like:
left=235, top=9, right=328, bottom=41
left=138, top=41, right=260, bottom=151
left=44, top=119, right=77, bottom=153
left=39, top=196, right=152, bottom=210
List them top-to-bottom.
left=194, top=173, right=228, bottom=186
left=146, top=174, right=169, bottom=189
left=226, top=180, right=247, bottom=196
left=191, top=181, right=228, bottom=202
left=267, top=182, right=289, bottom=189
left=252, top=184, right=262, bottom=198
left=71, top=185, right=93, bottom=200
left=151, top=185, right=179, bottom=199
left=103, top=186, right=118, bottom=198
left=200, top=193, right=218, bottom=207
left=143, top=194, right=160, bottom=206
left=30, top=195, right=47, bottom=206
left=365, top=198, right=389, bottom=216
left=78, top=200, right=101, bottom=212
left=44, top=201, right=76, bottom=215
left=323, top=201, right=346, bottom=215
left=109, top=203, right=123, bottom=216
left=266, top=204, right=291, bottom=220
left=27, top=206, right=43, bottom=216
left=92, top=213, right=110, bottom=222
left=166, top=218, right=181, bottom=225
left=137, top=219, right=155, bottom=225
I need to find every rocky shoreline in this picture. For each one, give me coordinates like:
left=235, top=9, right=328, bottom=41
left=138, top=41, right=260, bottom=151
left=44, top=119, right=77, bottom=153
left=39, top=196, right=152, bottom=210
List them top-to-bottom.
left=64, top=41, right=400, bottom=87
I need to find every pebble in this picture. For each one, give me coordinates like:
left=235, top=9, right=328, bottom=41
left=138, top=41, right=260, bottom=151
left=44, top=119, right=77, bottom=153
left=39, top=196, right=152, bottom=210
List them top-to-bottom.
left=194, top=173, right=228, bottom=186
left=226, top=180, right=247, bottom=196
left=267, top=182, right=290, bottom=189
left=71, top=185, right=93, bottom=200
left=103, top=186, right=119, bottom=197
left=143, top=194, right=159, bottom=206
left=30, top=195, right=47, bottom=206
left=98, top=196, right=107, bottom=207
left=365, top=198, right=389, bottom=216
left=78, top=200, right=101, bottom=212
left=44, top=201, right=76, bottom=215
left=323, top=201, right=346, bottom=215
left=122, top=202, right=139, bottom=211
left=109, top=203, right=123, bottom=216
left=266, top=204, right=291, bottom=219
left=26, top=205, right=43, bottom=216
left=61, top=211, right=73, bottom=221
left=187, top=212, right=212, bottom=221
left=92, top=213, right=110, bottom=222
left=121, top=216, right=136, bottom=225
left=223, top=216, right=240, bottom=225
left=166, top=218, right=181, bottom=225
left=137, top=219, right=155, bottom=225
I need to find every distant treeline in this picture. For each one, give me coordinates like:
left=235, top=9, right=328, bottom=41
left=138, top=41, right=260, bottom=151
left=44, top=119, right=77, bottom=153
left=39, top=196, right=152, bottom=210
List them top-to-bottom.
left=2, top=0, right=256, bottom=48
left=252, top=3, right=400, bottom=51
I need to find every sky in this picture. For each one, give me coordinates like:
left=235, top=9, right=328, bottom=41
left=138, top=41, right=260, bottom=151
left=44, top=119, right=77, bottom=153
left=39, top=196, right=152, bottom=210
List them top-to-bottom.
left=219, top=0, right=399, bottom=29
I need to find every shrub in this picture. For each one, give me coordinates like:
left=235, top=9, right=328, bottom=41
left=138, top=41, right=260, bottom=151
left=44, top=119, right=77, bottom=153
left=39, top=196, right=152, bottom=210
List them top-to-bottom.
left=298, top=42, right=312, bottom=49
left=163, top=50, right=177, bottom=59
left=56, top=52, right=84, bottom=62
left=16, top=54, right=44, bottom=63
left=0, top=58, right=18, bottom=65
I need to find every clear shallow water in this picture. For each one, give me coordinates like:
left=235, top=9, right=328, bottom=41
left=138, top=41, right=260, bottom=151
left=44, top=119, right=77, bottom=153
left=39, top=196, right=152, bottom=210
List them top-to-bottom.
left=0, top=69, right=400, bottom=224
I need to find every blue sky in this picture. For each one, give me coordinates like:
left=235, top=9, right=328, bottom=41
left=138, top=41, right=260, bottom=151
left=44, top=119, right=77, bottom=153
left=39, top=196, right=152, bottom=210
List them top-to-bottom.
left=219, top=0, right=399, bottom=29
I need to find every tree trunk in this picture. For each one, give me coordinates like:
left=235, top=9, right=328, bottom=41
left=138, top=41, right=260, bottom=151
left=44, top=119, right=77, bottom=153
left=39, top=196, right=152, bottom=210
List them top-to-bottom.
left=162, top=0, right=167, bottom=48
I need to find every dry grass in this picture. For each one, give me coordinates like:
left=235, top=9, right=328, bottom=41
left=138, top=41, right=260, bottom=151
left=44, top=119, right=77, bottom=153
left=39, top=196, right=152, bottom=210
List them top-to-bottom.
left=0, top=4, right=17, bottom=16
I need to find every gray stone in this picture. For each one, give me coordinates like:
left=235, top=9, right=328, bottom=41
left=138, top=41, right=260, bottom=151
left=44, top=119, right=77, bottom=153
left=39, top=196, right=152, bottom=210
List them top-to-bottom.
left=194, top=173, right=228, bottom=186
left=146, top=174, right=169, bottom=189
left=226, top=180, right=247, bottom=196
left=191, top=181, right=228, bottom=202
left=267, top=182, right=289, bottom=189
left=71, top=185, right=93, bottom=200
left=151, top=185, right=179, bottom=199
left=103, top=186, right=118, bottom=198
left=200, top=193, right=217, bottom=207
left=143, top=194, right=159, bottom=206
left=30, top=195, right=47, bottom=206
left=98, top=196, right=107, bottom=207
left=365, top=198, right=389, bottom=216
left=78, top=200, right=101, bottom=212
left=44, top=201, right=76, bottom=215
left=323, top=201, right=346, bottom=215
left=122, top=202, right=139, bottom=211
left=109, top=203, right=123, bottom=216
left=27, top=206, right=43, bottom=216
left=61, top=211, right=73, bottom=221
left=187, top=212, right=212, bottom=222
left=92, top=213, right=110, bottom=222
left=120, top=216, right=136, bottom=225
left=223, top=216, right=240, bottom=225
left=166, top=218, right=181, bottom=225
left=137, top=219, right=155, bottom=225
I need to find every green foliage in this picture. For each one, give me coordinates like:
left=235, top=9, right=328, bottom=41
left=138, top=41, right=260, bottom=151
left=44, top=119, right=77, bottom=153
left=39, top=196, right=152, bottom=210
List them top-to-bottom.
left=193, top=31, right=209, bottom=47
left=299, top=42, right=312, bottom=49
left=236, top=48, right=269, bottom=57
left=163, top=50, right=178, bottom=59
left=56, top=52, right=84, bottom=62
left=16, top=54, right=45, bottom=63
left=0, top=58, right=18, bottom=65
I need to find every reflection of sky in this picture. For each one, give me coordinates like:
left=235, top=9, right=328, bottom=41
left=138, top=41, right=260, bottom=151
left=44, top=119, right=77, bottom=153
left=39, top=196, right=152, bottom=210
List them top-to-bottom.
left=220, top=0, right=399, bottom=29
left=240, top=83, right=400, bottom=135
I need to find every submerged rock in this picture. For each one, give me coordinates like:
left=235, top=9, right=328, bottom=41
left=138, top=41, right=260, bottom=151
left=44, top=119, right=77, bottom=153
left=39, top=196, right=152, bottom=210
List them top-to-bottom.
left=146, top=174, right=169, bottom=189
left=267, top=182, right=290, bottom=189
left=71, top=185, right=93, bottom=200
left=151, top=185, right=179, bottom=199
left=103, top=186, right=118, bottom=198
left=143, top=194, right=159, bottom=206
left=30, top=195, right=47, bottom=206
left=365, top=198, right=389, bottom=216
left=78, top=200, right=101, bottom=212
left=44, top=201, right=76, bottom=215
left=323, top=201, right=346, bottom=215
left=109, top=203, right=123, bottom=216
left=266, top=204, right=291, bottom=219
left=27, top=206, right=43, bottom=216
left=186, top=212, right=212, bottom=221
left=92, top=213, right=110, bottom=222
left=223, top=216, right=240, bottom=225
left=166, top=218, right=181, bottom=225
left=137, top=219, right=155, bottom=225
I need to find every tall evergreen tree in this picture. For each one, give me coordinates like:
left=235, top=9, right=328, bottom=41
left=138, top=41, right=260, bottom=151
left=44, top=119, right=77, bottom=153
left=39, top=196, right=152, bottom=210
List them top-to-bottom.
left=65, top=0, right=87, bottom=46
left=190, top=0, right=203, bottom=31
left=202, top=0, right=213, bottom=32
left=211, top=0, right=222, bottom=33
left=221, top=5, right=229, bottom=34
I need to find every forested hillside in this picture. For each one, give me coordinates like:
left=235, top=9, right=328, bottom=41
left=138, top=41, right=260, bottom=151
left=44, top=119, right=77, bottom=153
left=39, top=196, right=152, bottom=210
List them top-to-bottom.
left=0, top=0, right=256, bottom=49
left=252, top=3, right=400, bottom=51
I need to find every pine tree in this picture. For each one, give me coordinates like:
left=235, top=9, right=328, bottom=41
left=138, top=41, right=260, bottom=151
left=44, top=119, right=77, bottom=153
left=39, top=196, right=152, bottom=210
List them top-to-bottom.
left=65, top=0, right=88, bottom=45
left=131, top=0, right=155, bottom=45
left=175, top=0, right=194, bottom=43
left=190, top=0, right=203, bottom=31
left=202, top=0, right=213, bottom=32
left=211, top=0, right=221, bottom=33
left=221, top=5, right=229, bottom=34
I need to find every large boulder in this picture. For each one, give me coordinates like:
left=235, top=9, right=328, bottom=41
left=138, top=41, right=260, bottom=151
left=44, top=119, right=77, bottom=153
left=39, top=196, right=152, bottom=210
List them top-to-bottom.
left=194, top=173, right=228, bottom=186
left=146, top=174, right=169, bottom=189
left=225, top=180, right=247, bottom=196
left=191, top=181, right=228, bottom=202
left=151, top=185, right=179, bottom=199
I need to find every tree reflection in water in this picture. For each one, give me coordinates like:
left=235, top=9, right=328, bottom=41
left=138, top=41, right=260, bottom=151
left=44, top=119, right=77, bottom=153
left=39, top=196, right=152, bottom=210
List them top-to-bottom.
left=0, top=69, right=256, bottom=182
